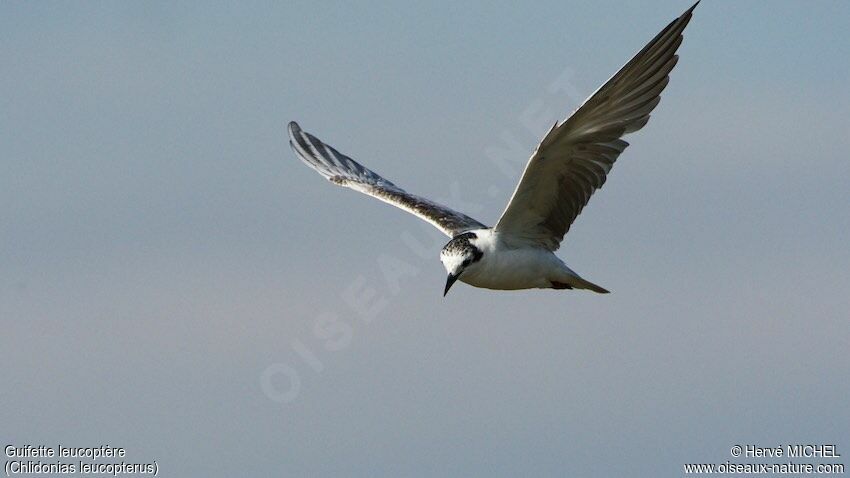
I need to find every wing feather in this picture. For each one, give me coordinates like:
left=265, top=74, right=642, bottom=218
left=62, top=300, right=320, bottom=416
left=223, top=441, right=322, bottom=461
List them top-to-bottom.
left=494, top=2, right=698, bottom=250
left=288, top=122, right=486, bottom=237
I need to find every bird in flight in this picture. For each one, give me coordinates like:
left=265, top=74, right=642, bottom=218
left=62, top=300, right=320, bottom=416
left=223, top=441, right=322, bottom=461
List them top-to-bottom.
left=288, top=2, right=698, bottom=296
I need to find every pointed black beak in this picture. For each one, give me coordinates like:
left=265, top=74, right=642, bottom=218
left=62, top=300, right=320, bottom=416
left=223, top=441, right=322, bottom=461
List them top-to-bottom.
left=443, top=273, right=460, bottom=297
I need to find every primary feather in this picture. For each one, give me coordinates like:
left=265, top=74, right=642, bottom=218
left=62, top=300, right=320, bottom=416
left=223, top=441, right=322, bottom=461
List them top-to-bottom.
left=494, top=2, right=698, bottom=250
left=288, top=122, right=486, bottom=237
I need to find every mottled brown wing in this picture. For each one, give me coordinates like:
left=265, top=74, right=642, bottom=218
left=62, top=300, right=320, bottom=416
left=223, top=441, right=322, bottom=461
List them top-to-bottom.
left=288, top=122, right=486, bottom=237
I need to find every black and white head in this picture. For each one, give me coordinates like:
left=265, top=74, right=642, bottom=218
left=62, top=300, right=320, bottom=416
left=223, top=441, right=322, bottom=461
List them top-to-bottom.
left=440, top=231, right=484, bottom=296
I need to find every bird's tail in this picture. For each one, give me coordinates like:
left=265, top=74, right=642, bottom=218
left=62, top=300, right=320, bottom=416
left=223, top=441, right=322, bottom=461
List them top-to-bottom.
left=555, top=265, right=610, bottom=293
left=562, top=276, right=609, bottom=294
left=577, top=278, right=609, bottom=294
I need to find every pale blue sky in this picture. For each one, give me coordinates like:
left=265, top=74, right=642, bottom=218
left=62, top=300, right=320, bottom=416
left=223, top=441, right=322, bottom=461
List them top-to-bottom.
left=2, top=1, right=849, bottom=476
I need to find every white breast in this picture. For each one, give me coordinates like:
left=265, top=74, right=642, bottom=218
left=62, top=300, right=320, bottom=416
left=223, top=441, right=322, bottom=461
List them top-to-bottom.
left=459, top=243, right=565, bottom=290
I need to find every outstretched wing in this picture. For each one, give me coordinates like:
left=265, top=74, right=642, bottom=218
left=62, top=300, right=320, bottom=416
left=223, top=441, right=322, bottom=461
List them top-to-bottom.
left=494, top=2, right=698, bottom=250
left=288, top=122, right=486, bottom=237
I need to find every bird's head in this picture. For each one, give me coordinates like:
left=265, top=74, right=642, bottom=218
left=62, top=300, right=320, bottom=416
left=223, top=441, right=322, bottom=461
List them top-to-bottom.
left=439, top=232, right=484, bottom=296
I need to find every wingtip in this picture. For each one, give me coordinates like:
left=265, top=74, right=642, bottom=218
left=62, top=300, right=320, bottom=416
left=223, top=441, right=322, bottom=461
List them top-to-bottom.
left=685, top=1, right=700, bottom=15
left=286, top=122, right=303, bottom=156
left=287, top=122, right=305, bottom=148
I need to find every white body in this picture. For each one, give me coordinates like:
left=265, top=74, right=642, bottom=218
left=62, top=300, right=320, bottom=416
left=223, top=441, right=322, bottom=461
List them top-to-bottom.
left=444, top=229, right=592, bottom=291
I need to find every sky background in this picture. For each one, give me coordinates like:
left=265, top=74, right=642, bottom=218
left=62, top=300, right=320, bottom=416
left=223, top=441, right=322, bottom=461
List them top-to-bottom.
left=2, top=1, right=849, bottom=476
